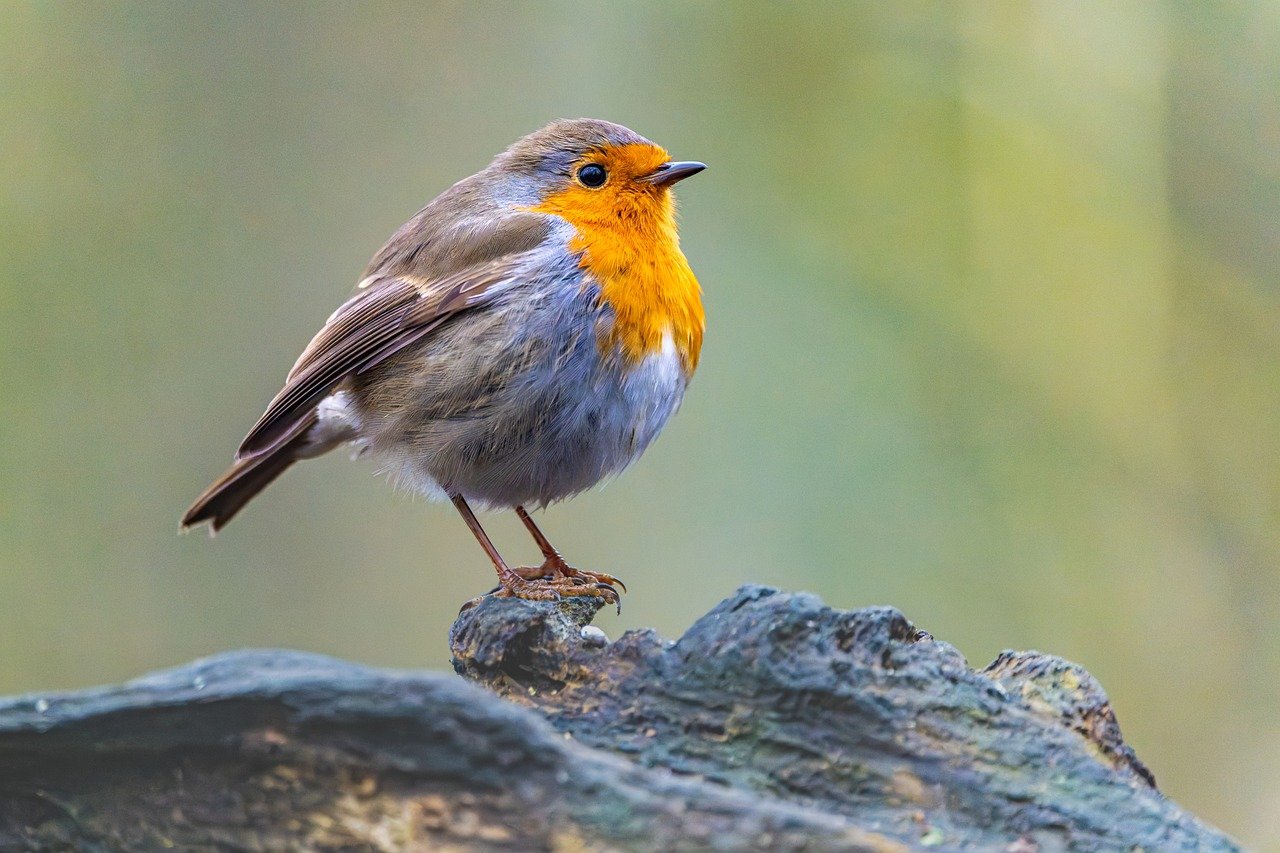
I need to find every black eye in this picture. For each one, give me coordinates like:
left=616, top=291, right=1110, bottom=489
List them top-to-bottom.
left=577, top=164, right=607, bottom=188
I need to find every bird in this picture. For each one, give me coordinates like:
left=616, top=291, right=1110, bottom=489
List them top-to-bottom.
left=181, top=119, right=705, bottom=608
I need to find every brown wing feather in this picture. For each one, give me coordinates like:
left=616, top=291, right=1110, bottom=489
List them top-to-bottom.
left=184, top=183, right=556, bottom=531
left=234, top=199, right=553, bottom=459
left=236, top=256, right=530, bottom=459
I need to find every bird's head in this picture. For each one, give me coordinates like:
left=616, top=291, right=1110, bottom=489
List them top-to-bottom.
left=492, top=118, right=704, bottom=233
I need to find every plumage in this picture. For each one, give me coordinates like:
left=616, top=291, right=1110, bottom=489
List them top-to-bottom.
left=183, top=118, right=705, bottom=605
left=347, top=239, right=689, bottom=509
left=237, top=255, right=533, bottom=458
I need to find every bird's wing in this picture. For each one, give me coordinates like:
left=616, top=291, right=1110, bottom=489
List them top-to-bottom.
left=235, top=213, right=553, bottom=460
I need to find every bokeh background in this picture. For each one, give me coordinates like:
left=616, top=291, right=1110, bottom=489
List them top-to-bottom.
left=3, top=2, right=1278, bottom=846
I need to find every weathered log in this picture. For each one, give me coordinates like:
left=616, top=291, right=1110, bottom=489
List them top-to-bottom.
left=0, top=585, right=1238, bottom=851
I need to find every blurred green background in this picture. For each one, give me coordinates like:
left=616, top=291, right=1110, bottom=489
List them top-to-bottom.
left=2, top=1, right=1278, bottom=846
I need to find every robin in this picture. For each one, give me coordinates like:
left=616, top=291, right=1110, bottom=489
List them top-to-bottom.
left=182, top=119, right=705, bottom=608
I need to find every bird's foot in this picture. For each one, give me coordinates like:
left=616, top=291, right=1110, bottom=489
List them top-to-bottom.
left=511, top=556, right=628, bottom=595
left=462, top=562, right=622, bottom=614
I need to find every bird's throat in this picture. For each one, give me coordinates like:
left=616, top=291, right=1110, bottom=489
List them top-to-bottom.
left=532, top=190, right=704, bottom=374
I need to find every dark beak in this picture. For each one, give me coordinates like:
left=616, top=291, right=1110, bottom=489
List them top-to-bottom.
left=643, top=160, right=706, bottom=187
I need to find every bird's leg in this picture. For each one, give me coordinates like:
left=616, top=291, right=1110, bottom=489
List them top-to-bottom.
left=451, top=494, right=617, bottom=607
left=514, top=505, right=627, bottom=595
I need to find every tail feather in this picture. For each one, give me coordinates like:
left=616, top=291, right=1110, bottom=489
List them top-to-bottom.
left=182, top=413, right=317, bottom=533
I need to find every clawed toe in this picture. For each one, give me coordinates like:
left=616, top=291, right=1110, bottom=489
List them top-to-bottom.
left=536, top=559, right=627, bottom=594
left=508, top=564, right=555, bottom=582
left=572, top=568, right=626, bottom=594
left=484, top=570, right=622, bottom=613
left=595, top=582, right=622, bottom=614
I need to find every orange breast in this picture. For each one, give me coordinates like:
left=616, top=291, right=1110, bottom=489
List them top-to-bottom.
left=528, top=144, right=704, bottom=374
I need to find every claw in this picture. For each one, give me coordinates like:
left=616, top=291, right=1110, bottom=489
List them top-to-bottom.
left=540, top=561, right=628, bottom=597
left=579, top=582, right=621, bottom=615
left=595, top=583, right=622, bottom=615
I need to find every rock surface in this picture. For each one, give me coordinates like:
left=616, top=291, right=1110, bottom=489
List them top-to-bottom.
left=0, top=585, right=1238, bottom=851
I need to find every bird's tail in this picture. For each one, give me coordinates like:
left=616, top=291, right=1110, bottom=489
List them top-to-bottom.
left=181, top=413, right=317, bottom=533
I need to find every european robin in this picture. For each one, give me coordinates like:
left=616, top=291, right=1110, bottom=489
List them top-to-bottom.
left=182, top=119, right=705, bottom=608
